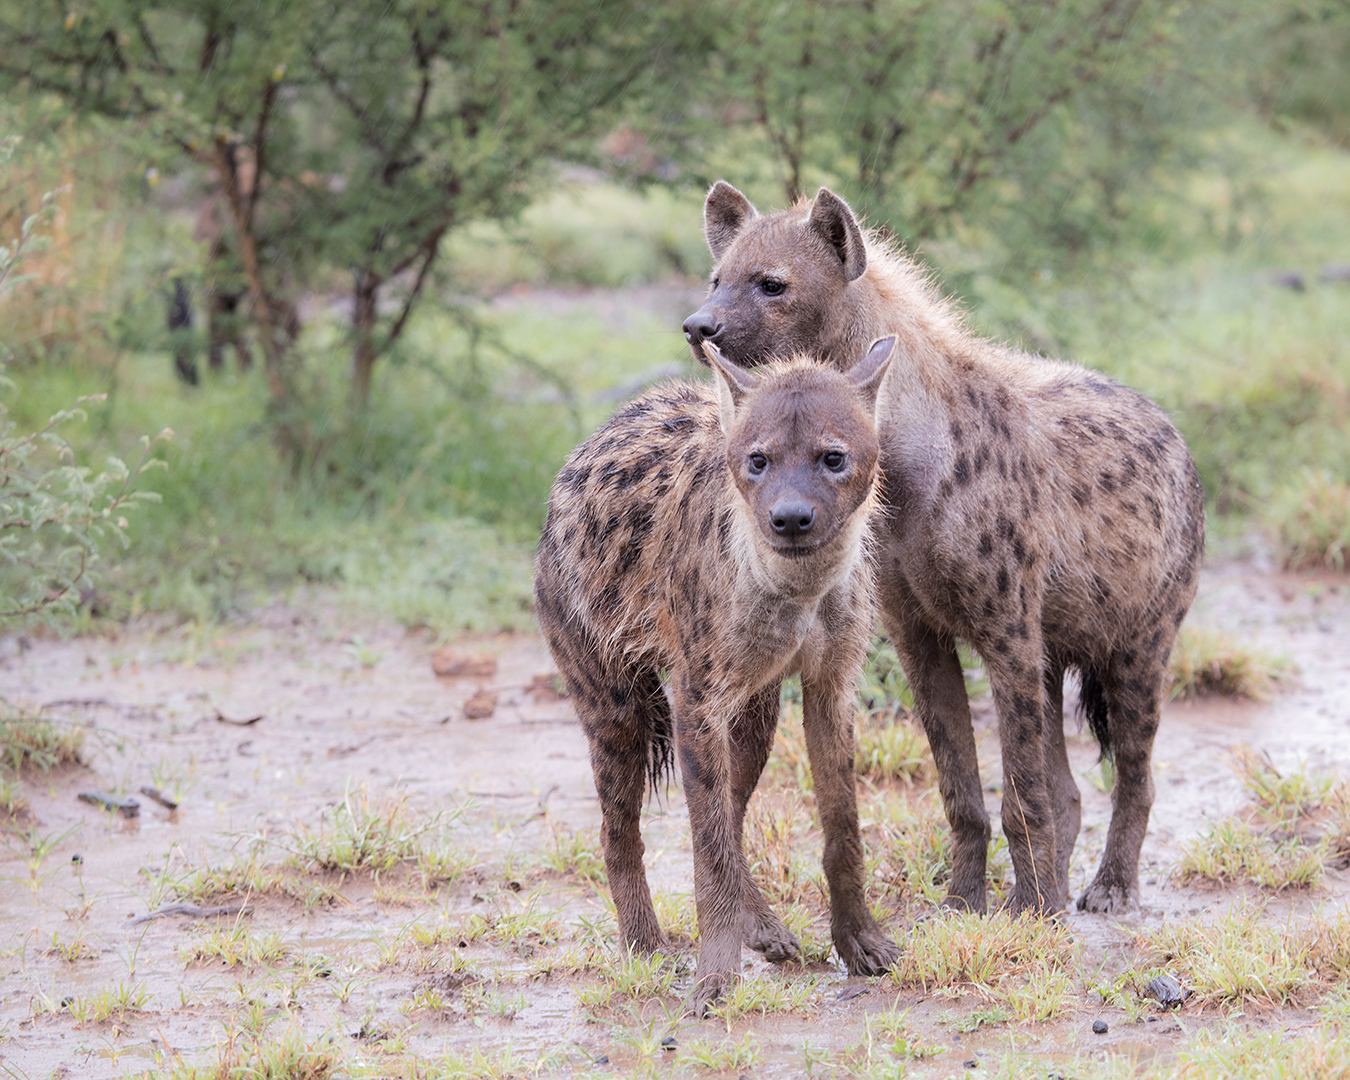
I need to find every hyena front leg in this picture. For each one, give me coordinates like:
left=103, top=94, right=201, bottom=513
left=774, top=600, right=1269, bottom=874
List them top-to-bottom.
left=882, top=599, right=991, bottom=913
left=801, top=675, right=898, bottom=975
left=674, top=683, right=745, bottom=1016
left=731, top=683, right=802, bottom=963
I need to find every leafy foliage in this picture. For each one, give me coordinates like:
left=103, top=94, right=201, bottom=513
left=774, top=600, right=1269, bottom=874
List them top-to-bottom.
left=0, top=0, right=654, bottom=415
left=0, top=140, right=167, bottom=621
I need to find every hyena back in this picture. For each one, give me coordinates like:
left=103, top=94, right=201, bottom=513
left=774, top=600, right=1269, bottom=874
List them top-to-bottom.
left=683, top=182, right=1206, bottom=916
left=534, top=339, right=899, bottom=1012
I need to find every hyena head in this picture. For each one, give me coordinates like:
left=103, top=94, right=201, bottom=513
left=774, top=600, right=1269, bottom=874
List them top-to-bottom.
left=684, top=181, right=870, bottom=371
left=706, top=336, right=893, bottom=557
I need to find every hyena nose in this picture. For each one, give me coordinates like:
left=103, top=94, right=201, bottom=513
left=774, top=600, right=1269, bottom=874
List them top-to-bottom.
left=682, top=311, right=723, bottom=345
left=769, top=500, right=816, bottom=537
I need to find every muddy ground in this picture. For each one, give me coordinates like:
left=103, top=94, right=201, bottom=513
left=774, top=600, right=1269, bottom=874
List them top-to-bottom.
left=1, top=556, right=1348, bottom=1079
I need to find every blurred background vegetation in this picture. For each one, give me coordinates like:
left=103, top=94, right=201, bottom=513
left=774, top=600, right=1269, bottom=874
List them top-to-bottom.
left=0, top=0, right=1347, bottom=638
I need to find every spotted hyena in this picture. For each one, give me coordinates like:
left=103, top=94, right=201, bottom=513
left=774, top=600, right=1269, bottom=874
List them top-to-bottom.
left=682, top=182, right=1206, bottom=916
left=534, top=338, right=900, bottom=1013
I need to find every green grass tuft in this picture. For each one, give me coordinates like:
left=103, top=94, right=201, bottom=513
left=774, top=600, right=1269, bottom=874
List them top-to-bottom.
left=1270, top=469, right=1350, bottom=571
left=1169, top=626, right=1294, bottom=701
left=0, top=706, right=84, bottom=772
left=1176, top=817, right=1326, bottom=890
left=1136, top=906, right=1314, bottom=1006
left=890, top=909, right=1075, bottom=991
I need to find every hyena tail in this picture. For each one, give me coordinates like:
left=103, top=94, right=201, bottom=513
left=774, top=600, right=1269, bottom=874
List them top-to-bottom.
left=1078, top=665, right=1112, bottom=762
left=646, top=685, right=675, bottom=793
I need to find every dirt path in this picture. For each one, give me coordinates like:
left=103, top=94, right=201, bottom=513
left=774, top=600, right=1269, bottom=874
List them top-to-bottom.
left=1, top=560, right=1348, bottom=1078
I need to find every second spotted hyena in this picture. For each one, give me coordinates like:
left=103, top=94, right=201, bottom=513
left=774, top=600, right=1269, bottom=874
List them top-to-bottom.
left=682, top=182, right=1206, bottom=917
left=534, top=338, right=899, bottom=1013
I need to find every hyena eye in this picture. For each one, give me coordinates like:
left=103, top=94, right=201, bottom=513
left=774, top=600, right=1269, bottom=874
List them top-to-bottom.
left=760, top=278, right=785, bottom=296
left=822, top=451, right=846, bottom=472
left=747, top=452, right=768, bottom=475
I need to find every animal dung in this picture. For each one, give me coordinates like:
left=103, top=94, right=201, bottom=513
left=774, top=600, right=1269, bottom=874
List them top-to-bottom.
left=432, top=648, right=497, bottom=679
left=462, top=689, right=498, bottom=719
left=214, top=709, right=263, bottom=726
left=139, top=786, right=179, bottom=810
left=78, top=791, right=140, bottom=818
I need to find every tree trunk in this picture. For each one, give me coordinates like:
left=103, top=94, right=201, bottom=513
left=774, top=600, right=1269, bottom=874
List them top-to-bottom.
left=351, top=267, right=381, bottom=410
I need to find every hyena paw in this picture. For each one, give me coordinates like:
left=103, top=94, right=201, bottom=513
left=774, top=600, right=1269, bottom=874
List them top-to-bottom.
left=1077, top=879, right=1139, bottom=914
left=1004, top=884, right=1062, bottom=918
left=941, top=890, right=987, bottom=915
left=743, top=911, right=801, bottom=965
left=836, top=925, right=899, bottom=977
left=686, top=970, right=736, bottom=1018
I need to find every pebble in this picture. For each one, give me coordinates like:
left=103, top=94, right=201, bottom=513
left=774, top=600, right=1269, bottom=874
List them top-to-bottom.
left=1145, top=973, right=1191, bottom=1009
left=1092, top=1019, right=1109, bottom=1034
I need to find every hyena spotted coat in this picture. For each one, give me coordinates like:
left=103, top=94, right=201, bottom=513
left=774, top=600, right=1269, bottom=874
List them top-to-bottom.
left=682, top=182, right=1206, bottom=917
left=534, top=339, right=900, bottom=1013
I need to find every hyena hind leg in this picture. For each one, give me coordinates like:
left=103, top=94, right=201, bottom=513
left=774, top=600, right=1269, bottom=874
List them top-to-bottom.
left=1077, top=650, right=1166, bottom=914
left=571, top=658, right=670, bottom=953
left=1041, top=661, right=1082, bottom=910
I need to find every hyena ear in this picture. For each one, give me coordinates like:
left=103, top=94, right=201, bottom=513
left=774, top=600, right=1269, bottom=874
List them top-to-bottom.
left=705, top=181, right=758, bottom=261
left=807, top=187, right=867, bottom=282
left=847, top=335, right=895, bottom=413
left=706, top=341, right=760, bottom=432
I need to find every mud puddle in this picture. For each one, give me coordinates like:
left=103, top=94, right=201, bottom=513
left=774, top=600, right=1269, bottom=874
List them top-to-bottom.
left=0, top=560, right=1347, bottom=1078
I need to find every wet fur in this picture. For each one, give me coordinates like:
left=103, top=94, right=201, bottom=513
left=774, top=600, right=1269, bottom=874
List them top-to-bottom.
left=685, top=183, right=1206, bottom=915
left=534, top=349, right=899, bottom=1013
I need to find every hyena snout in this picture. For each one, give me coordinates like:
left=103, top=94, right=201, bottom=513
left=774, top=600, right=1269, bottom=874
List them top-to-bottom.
left=682, top=305, right=723, bottom=348
left=769, top=498, right=816, bottom=537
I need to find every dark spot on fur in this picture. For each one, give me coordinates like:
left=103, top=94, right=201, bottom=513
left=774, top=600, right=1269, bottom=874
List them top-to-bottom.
left=954, top=455, right=971, bottom=486
left=1145, top=494, right=1163, bottom=529
left=628, top=503, right=653, bottom=544
left=978, top=533, right=994, bottom=558
left=996, top=567, right=1010, bottom=595
left=679, top=744, right=709, bottom=788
